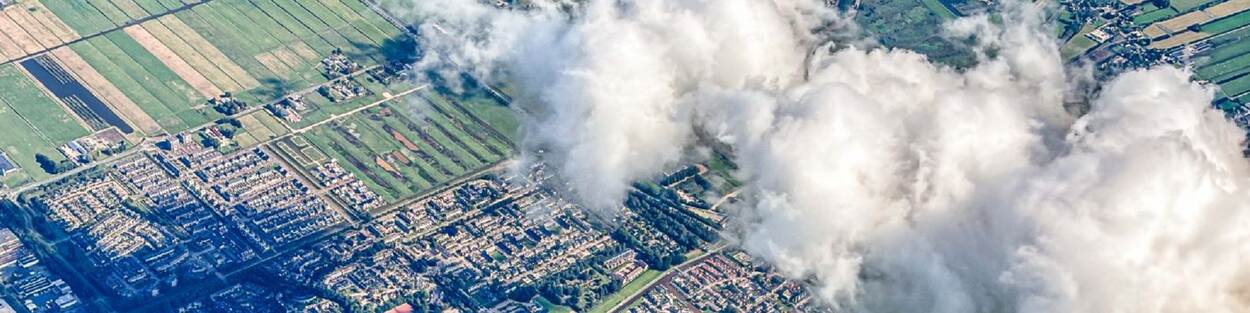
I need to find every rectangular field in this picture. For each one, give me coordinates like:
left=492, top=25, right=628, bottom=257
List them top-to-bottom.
left=38, top=0, right=117, bottom=36
left=1200, top=9, right=1250, bottom=34
left=48, top=47, right=163, bottom=135
left=1197, top=51, right=1250, bottom=80
left=0, top=64, right=90, bottom=143
left=294, top=90, right=514, bottom=203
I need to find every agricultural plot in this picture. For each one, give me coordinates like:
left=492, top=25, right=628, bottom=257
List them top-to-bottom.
left=38, top=0, right=117, bottom=35
left=151, top=0, right=410, bottom=105
left=920, top=0, right=958, bottom=20
left=1172, top=0, right=1222, bottom=12
left=1135, top=7, right=1180, bottom=25
left=1199, top=9, right=1250, bottom=33
left=68, top=35, right=219, bottom=133
left=48, top=47, right=162, bottom=135
left=1197, top=52, right=1250, bottom=80
left=0, top=64, right=90, bottom=143
left=0, top=65, right=85, bottom=187
left=1220, top=74, right=1250, bottom=99
left=295, top=92, right=514, bottom=203
left=0, top=104, right=64, bottom=187
left=232, top=110, right=290, bottom=148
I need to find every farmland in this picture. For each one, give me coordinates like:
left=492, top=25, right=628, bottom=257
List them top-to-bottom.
left=25, top=0, right=414, bottom=136
left=0, top=2, right=82, bottom=63
left=0, top=64, right=87, bottom=187
left=293, top=90, right=514, bottom=205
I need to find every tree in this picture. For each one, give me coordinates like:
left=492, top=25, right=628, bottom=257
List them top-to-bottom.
left=35, top=154, right=57, bottom=174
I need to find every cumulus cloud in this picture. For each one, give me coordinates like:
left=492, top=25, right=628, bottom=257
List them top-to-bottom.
left=397, top=0, right=1250, bottom=312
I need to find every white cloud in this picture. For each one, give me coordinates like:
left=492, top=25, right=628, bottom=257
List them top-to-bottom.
left=398, top=0, right=1250, bottom=311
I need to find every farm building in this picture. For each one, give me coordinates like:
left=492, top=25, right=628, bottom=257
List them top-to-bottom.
left=0, top=152, right=17, bottom=176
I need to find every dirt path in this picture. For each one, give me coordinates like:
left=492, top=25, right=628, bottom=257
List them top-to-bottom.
left=123, top=25, right=222, bottom=97
left=49, top=47, right=163, bottom=135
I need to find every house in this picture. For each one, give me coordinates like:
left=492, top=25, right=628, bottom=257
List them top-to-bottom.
left=0, top=152, right=18, bottom=176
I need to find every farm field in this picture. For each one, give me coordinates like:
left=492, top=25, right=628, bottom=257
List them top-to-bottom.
left=33, top=0, right=412, bottom=136
left=1135, top=7, right=1180, bottom=25
left=1199, top=9, right=1250, bottom=33
left=68, top=34, right=219, bottom=133
left=0, top=64, right=86, bottom=187
left=0, top=65, right=90, bottom=143
left=294, top=92, right=513, bottom=204
left=233, top=110, right=290, bottom=148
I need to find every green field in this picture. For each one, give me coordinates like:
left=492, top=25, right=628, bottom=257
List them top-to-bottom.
left=39, top=0, right=117, bottom=35
left=87, top=0, right=134, bottom=25
left=162, top=0, right=407, bottom=105
left=919, top=0, right=957, bottom=20
left=1171, top=0, right=1221, bottom=12
left=1135, top=7, right=1179, bottom=25
left=1200, top=9, right=1250, bottom=34
left=1061, top=32, right=1099, bottom=60
left=70, top=34, right=217, bottom=132
left=1198, top=50, right=1250, bottom=79
left=0, top=65, right=90, bottom=143
left=0, top=67, right=82, bottom=187
left=1219, top=73, right=1250, bottom=98
left=296, top=90, right=512, bottom=203
left=430, top=90, right=521, bottom=145
left=421, top=93, right=513, bottom=155
left=587, top=270, right=663, bottom=313
left=536, top=296, right=575, bottom=313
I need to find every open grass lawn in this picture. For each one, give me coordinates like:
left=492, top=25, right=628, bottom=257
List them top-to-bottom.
left=39, top=0, right=116, bottom=35
left=88, top=0, right=134, bottom=25
left=129, top=0, right=173, bottom=15
left=103, top=31, right=203, bottom=108
left=88, top=34, right=215, bottom=130
left=1061, top=35, right=1099, bottom=60
left=1201, top=38, right=1250, bottom=66
left=0, top=65, right=90, bottom=143
left=587, top=270, right=663, bottom=313
left=536, top=296, right=575, bottom=313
